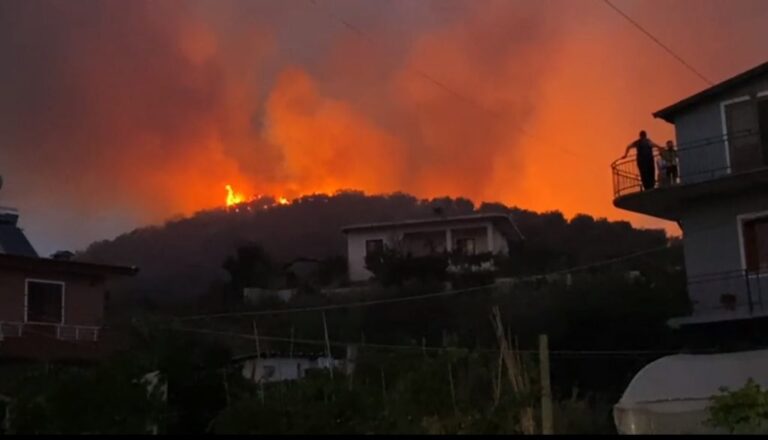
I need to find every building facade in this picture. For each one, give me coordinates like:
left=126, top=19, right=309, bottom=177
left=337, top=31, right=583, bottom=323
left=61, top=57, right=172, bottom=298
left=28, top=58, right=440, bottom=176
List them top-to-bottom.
left=612, top=61, right=768, bottom=327
left=0, top=205, right=137, bottom=360
left=342, top=213, right=522, bottom=283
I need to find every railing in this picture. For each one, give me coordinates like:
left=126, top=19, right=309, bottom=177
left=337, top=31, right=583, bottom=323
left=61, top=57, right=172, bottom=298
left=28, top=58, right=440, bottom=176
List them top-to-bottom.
left=611, top=130, right=763, bottom=199
left=687, top=269, right=766, bottom=316
left=0, top=321, right=101, bottom=342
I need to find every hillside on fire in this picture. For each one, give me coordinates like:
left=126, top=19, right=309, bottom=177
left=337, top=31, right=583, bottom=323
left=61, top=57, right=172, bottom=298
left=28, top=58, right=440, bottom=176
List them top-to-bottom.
left=78, top=191, right=670, bottom=305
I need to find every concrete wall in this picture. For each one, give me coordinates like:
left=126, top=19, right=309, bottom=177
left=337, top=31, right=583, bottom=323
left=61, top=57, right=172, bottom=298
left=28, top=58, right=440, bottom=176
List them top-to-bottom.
left=672, top=73, right=768, bottom=184
left=681, top=192, right=768, bottom=313
left=346, top=221, right=510, bottom=282
left=0, top=268, right=105, bottom=326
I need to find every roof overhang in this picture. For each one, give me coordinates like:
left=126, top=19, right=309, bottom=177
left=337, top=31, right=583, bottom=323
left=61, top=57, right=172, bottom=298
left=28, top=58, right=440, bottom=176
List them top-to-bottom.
left=653, top=61, right=768, bottom=123
left=341, top=213, right=524, bottom=241
left=0, top=253, right=139, bottom=278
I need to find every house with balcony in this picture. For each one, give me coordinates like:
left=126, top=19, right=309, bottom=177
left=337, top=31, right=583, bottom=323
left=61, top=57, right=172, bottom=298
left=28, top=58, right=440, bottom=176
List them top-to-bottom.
left=612, top=60, right=768, bottom=328
left=0, top=204, right=137, bottom=361
left=341, top=213, right=523, bottom=282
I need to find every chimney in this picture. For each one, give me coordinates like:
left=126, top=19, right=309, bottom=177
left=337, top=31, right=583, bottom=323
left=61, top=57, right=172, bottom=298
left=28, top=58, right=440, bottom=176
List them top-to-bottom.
left=0, top=206, right=19, bottom=226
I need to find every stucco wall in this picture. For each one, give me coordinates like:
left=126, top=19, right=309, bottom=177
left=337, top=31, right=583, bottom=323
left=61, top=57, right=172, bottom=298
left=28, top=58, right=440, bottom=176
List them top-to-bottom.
left=672, top=73, right=768, bottom=184
left=681, top=193, right=768, bottom=313
left=0, top=268, right=105, bottom=326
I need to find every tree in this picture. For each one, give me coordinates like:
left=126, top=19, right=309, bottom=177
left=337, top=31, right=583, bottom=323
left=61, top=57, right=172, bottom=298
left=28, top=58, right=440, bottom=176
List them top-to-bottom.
left=222, top=242, right=275, bottom=302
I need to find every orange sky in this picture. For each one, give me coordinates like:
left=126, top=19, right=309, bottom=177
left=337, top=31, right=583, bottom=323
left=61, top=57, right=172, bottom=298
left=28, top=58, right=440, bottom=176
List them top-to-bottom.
left=2, top=0, right=768, bottom=253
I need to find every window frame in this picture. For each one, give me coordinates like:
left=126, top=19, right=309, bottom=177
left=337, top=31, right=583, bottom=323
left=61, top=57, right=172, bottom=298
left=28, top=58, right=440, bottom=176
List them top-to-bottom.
left=720, top=91, right=768, bottom=175
left=737, top=210, right=768, bottom=275
left=455, top=237, right=477, bottom=255
left=24, top=279, right=66, bottom=325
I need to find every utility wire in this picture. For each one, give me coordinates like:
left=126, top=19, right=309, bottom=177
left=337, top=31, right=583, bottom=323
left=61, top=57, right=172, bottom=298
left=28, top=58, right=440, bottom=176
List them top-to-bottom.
left=601, top=0, right=714, bottom=86
left=176, top=244, right=670, bottom=321
left=165, top=326, right=690, bottom=357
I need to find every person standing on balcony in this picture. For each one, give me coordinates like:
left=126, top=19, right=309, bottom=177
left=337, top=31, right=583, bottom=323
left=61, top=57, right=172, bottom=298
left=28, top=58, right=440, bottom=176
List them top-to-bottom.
left=624, top=130, right=662, bottom=190
left=660, top=140, right=679, bottom=185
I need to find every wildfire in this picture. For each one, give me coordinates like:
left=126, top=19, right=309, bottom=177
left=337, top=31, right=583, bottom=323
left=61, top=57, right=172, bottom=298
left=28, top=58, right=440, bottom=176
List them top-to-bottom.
left=225, top=184, right=245, bottom=207
left=278, top=197, right=289, bottom=205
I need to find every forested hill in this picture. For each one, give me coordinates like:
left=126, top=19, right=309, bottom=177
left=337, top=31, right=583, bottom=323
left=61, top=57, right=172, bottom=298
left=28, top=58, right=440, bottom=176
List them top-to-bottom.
left=79, top=191, right=670, bottom=302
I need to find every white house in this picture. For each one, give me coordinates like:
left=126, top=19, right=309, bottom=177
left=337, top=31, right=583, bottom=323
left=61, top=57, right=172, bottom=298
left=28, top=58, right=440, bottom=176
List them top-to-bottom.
left=341, top=213, right=523, bottom=282
left=236, top=346, right=357, bottom=384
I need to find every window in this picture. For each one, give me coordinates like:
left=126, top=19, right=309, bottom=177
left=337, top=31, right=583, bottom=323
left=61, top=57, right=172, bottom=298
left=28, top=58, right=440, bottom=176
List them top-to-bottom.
left=724, top=98, right=763, bottom=173
left=742, top=216, right=768, bottom=272
left=455, top=238, right=476, bottom=255
left=365, top=239, right=384, bottom=257
left=26, top=280, right=64, bottom=324
left=262, top=365, right=276, bottom=379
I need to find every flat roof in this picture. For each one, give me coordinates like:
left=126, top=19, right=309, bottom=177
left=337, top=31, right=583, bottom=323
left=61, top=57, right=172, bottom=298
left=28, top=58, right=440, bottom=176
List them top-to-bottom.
left=653, top=61, right=768, bottom=123
left=341, top=213, right=517, bottom=233
left=0, top=253, right=139, bottom=277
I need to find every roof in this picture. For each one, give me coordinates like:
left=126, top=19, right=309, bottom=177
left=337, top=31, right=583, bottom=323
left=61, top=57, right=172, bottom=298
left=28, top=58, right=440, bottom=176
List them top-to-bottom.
left=653, top=61, right=768, bottom=123
left=341, top=213, right=523, bottom=239
left=0, top=224, right=38, bottom=257
left=0, top=253, right=138, bottom=277
left=616, top=349, right=768, bottom=407
left=232, top=351, right=331, bottom=362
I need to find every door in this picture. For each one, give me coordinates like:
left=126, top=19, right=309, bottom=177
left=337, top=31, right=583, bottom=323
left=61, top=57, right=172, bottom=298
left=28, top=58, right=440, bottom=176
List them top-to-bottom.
left=724, top=99, right=762, bottom=173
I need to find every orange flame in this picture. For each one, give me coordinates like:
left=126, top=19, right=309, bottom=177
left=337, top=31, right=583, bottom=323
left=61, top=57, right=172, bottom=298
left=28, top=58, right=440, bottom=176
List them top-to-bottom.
left=225, top=184, right=245, bottom=207
left=277, top=197, right=289, bottom=205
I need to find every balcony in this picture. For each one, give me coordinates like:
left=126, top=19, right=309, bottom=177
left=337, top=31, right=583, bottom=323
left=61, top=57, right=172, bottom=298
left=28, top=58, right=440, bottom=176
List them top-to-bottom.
left=611, top=131, right=768, bottom=220
left=669, top=269, right=768, bottom=327
left=0, top=321, right=101, bottom=342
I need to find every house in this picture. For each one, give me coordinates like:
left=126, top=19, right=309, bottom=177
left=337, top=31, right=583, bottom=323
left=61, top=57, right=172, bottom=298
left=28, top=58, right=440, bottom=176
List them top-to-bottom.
left=611, top=60, right=768, bottom=328
left=0, top=205, right=137, bottom=361
left=341, top=213, right=523, bottom=282
left=235, top=346, right=357, bottom=383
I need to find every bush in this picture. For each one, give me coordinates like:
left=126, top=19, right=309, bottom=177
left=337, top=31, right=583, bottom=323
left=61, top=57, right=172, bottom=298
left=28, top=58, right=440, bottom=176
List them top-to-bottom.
left=708, top=378, right=768, bottom=434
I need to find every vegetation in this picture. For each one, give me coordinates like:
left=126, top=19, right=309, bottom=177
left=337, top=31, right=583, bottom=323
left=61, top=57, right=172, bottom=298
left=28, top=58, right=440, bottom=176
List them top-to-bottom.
left=20, top=192, right=684, bottom=434
left=79, top=192, right=668, bottom=305
left=708, top=378, right=768, bottom=434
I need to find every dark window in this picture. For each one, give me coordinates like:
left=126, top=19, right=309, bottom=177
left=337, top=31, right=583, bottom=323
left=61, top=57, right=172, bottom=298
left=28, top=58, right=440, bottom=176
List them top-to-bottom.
left=725, top=99, right=763, bottom=172
left=743, top=216, right=768, bottom=272
left=455, top=238, right=476, bottom=255
left=365, top=239, right=384, bottom=257
left=26, top=280, right=64, bottom=324
left=262, top=365, right=276, bottom=379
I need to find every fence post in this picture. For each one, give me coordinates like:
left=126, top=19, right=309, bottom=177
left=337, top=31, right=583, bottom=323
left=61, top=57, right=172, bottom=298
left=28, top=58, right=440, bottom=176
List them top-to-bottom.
left=745, top=269, right=754, bottom=314
left=322, top=312, right=334, bottom=380
left=253, top=321, right=265, bottom=405
left=539, top=334, right=554, bottom=435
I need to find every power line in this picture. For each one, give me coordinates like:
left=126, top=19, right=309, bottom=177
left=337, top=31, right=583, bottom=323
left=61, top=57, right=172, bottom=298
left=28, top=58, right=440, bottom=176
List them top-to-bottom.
left=601, top=0, right=714, bottom=86
left=176, top=244, right=670, bottom=322
left=166, top=326, right=698, bottom=358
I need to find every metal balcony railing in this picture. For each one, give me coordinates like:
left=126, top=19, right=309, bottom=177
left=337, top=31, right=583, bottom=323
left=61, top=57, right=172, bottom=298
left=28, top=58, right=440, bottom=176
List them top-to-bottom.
left=611, top=130, right=763, bottom=199
left=687, top=268, right=767, bottom=315
left=0, top=321, right=101, bottom=342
